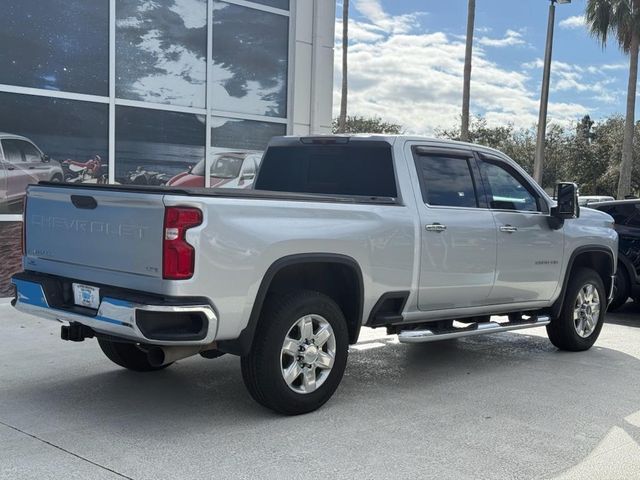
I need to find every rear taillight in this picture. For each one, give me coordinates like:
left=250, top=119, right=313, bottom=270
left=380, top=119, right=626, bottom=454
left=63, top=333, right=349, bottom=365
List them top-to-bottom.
left=162, top=207, right=202, bottom=280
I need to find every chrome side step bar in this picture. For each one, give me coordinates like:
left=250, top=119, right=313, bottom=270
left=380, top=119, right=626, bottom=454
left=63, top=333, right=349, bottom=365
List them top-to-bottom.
left=397, top=315, right=551, bottom=344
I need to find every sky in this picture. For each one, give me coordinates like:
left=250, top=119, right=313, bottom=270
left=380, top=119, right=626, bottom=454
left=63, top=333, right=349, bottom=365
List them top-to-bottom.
left=333, top=0, right=631, bottom=135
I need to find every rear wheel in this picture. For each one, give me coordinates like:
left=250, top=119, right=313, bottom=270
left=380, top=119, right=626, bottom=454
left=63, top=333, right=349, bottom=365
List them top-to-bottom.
left=546, top=267, right=605, bottom=351
left=609, top=267, right=629, bottom=311
left=241, top=290, right=349, bottom=415
left=98, top=339, right=172, bottom=372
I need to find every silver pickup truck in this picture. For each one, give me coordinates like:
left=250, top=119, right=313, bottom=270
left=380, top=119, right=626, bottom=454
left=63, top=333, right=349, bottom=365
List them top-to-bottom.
left=12, top=135, right=618, bottom=415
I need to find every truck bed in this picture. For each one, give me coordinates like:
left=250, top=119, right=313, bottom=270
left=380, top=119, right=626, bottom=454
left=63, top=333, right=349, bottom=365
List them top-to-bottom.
left=21, top=181, right=415, bottom=341
left=36, top=181, right=398, bottom=205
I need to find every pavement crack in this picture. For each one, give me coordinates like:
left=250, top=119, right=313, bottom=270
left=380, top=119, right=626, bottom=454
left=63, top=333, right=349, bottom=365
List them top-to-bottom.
left=0, top=420, right=135, bottom=480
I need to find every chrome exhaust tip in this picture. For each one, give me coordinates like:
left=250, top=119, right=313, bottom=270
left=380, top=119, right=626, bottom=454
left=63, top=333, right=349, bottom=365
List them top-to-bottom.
left=147, top=345, right=204, bottom=367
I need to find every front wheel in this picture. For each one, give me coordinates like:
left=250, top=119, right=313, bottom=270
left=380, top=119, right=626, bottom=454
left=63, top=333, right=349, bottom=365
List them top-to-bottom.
left=546, top=267, right=605, bottom=351
left=241, top=290, right=349, bottom=415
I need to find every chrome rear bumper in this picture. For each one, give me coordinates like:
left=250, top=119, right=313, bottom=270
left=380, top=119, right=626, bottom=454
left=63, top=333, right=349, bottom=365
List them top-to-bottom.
left=12, top=278, right=218, bottom=346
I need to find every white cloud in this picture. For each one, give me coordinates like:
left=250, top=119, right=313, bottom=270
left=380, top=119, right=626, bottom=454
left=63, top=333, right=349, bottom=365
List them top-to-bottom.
left=169, top=0, right=207, bottom=29
left=353, top=0, right=425, bottom=34
left=334, top=6, right=592, bottom=134
left=559, top=15, right=586, bottom=30
left=116, top=17, right=143, bottom=28
left=336, top=18, right=385, bottom=43
left=127, top=29, right=206, bottom=107
left=477, top=30, right=526, bottom=48
left=523, top=58, right=622, bottom=100
left=211, top=63, right=282, bottom=116
left=601, top=63, right=627, bottom=71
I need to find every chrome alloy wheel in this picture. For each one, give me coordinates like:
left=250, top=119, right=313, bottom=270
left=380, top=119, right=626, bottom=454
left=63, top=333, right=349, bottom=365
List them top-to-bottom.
left=573, top=283, right=601, bottom=338
left=281, top=314, right=336, bottom=394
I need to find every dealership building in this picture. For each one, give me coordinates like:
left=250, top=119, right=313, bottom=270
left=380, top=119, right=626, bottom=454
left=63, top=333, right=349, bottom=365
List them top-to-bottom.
left=0, top=0, right=336, bottom=296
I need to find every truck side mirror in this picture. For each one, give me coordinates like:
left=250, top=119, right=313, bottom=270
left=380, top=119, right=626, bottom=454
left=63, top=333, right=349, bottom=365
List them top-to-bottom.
left=41, top=154, right=50, bottom=163
left=549, top=182, right=579, bottom=229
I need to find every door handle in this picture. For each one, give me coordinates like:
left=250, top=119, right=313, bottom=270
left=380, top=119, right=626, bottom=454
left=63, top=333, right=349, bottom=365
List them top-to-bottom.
left=7, top=166, right=15, bottom=170
left=426, top=223, right=447, bottom=232
left=500, top=225, right=518, bottom=233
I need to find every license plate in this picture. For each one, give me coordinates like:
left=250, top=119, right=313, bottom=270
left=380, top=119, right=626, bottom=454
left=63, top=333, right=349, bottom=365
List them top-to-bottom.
left=72, top=283, right=100, bottom=310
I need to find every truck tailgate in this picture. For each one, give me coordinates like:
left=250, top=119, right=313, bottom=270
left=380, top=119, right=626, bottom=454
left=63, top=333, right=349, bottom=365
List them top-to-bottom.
left=24, top=185, right=165, bottom=278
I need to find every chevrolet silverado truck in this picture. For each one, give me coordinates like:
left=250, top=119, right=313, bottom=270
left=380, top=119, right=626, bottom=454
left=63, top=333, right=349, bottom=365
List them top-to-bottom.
left=12, top=135, right=617, bottom=415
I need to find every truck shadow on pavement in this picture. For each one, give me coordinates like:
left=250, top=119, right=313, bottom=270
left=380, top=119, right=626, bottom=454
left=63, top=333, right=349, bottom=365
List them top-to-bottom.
left=606, top=302, right=640, bottom=328
left=3, top=329, right=640, bottom=479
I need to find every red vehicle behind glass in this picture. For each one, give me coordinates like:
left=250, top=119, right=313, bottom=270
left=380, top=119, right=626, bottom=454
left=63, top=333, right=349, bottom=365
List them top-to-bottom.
left=167, top=151, right=261, bottom=189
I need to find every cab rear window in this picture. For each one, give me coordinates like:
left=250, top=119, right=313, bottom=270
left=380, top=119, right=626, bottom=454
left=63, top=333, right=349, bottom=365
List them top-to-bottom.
left=255, top=142, right=397, bottom=198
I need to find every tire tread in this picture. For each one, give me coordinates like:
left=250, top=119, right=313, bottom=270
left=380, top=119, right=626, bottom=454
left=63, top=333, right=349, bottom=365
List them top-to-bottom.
left=546, top=267, right=605, bottom=352
left=241, top=290, right=348, bottom=415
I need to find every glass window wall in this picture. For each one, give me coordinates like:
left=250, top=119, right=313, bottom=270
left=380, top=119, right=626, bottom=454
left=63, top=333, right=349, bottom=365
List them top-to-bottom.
left=0, top=0, right=109, bottom=95
left=116, top=0, right=208, bottom=108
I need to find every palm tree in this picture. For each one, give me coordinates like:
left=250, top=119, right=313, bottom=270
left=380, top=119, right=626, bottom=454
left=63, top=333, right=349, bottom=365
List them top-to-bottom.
left=337, top=0, right=349, bottom=133
left=461, top=0, right=476, bottom=142
left=587, top=0, right=640, bottom=199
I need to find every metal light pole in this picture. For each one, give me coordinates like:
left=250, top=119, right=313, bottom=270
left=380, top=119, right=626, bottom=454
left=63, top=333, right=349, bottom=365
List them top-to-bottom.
left=533, top=0, right=571, bottom=185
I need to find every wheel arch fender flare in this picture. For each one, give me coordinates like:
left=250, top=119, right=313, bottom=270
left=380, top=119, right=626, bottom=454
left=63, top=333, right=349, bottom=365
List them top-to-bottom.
left=551, top=245, right=615, bottom=318
left=217, top=253, right=365, bottom=356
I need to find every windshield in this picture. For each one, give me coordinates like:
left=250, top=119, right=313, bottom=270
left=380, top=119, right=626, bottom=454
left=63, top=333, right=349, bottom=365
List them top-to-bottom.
left=188, top=155, right=244, bottom=179
left=211, top=156, right=243, bottom=179
left=190, top=158, right=206, bottom=176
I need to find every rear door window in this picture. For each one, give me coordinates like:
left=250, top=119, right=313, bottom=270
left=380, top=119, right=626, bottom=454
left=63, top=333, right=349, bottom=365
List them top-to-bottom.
left=413, top=154, right=478, bottom=208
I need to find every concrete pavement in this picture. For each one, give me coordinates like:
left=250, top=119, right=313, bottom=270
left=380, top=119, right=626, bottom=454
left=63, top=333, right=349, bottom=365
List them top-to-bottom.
left=1, top=303, right=639, bottom=480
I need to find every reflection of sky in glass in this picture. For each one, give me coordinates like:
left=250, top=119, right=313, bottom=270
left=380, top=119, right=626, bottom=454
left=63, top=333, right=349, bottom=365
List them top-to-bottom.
left=0, top=0, right=109, bottom=95
left=116, top=0, right=207, bottom=108
left=249, top=0, right=289, bottom=10
left=212, top=2, right=288, bottom=118
left=0, top=92, right=109, bottom=163
left=115, top=106, right=205, bottom=180
left=211, top=117, right=286, bottom=150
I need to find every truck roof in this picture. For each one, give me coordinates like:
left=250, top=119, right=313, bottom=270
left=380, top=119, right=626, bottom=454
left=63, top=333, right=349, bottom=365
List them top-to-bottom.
left=272, top=134, right=510, bottom=159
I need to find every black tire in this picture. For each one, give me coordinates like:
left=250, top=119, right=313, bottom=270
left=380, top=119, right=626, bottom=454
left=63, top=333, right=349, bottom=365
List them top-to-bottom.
left=50, top=174, right=63, bottom=183
left=546, top=267, right=606, bottom=352
left=608, top=267, right=629, bottom=311
left=241, top=290, right=349, bottom=415
left=98, top=339, right=172, bottom=372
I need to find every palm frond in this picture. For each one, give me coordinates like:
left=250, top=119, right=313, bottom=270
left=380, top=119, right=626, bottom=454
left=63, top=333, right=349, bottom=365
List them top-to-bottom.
left=586, top=0, right=640, bottom=54
left=586, top=0, right=614, bottom=48
left=612, top=0, right=633, bottom=53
